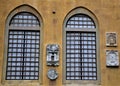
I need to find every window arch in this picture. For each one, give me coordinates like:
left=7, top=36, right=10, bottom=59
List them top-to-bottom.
left=3, top=5, right=42, bottom=81
left=63, top=7, right=100, bottom=83
left=9, top=12, right=40, bottom=27
left=66, top=14, right=96, bottom=29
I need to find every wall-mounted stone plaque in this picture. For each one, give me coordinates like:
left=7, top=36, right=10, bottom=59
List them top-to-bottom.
left=106, top=32, right=117, bottom=46
left=46, top=44, right=59, bottom=66
left=106, top=50, right=119, bottom=66
left=47, top=69, right=58, bottom=80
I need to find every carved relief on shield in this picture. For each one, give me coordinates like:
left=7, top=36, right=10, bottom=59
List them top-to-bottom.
left=106, top=32, right=117, bottom=46
left=46, top=44, right=59, bottom=66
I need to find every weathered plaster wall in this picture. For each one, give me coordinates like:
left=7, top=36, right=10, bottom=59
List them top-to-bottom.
left=0, top=0, right=120, bottom=86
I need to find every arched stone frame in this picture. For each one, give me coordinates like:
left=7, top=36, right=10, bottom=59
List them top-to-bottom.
left=2, top=4, right=43, bottom=84
left=63, top=7, right=100, bottom=84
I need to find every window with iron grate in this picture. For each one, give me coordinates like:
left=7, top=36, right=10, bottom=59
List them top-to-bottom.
left=6, top=12, right=40, bottom=80
left=65, top=14, right=97, bottom=80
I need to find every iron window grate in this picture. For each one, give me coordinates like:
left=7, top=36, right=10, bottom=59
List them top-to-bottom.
left=10, top=12, right=40, bottom=27
left=66, top=14, right=96, bottom=29
left=6, top=30, right=40, bottom=80
left=66, top=31, right=97, bottom=80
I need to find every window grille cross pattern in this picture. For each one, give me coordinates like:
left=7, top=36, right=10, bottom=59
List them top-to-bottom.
left=10, top=12, right=40, bottom=27
left=66, top=14, right=96, bottom=29
left=6, top=30, right=40, bottom=80
left=66, top=31, right=97, bottom=80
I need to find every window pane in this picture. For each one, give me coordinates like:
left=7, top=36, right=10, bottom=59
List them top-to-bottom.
left=10, top=12, right=40, bottom=27
left=66, top=14, right=96, bottom=29
left=6, top=30, right=40, bottom=80
left=66, top=32, right=97, bottom=80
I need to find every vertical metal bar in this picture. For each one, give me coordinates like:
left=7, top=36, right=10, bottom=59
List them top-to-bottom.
left=22, top=31, right=25, bottom=79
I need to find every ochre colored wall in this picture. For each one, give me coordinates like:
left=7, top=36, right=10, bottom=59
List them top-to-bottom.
left=0, top=0, right=120, bottom=86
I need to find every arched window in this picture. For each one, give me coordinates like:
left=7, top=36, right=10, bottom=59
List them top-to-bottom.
left=4, top=5, right=42, bottom=80
left=63, top=7, right=100, bottom=83
left=66, top=14, right=95, bottom=29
